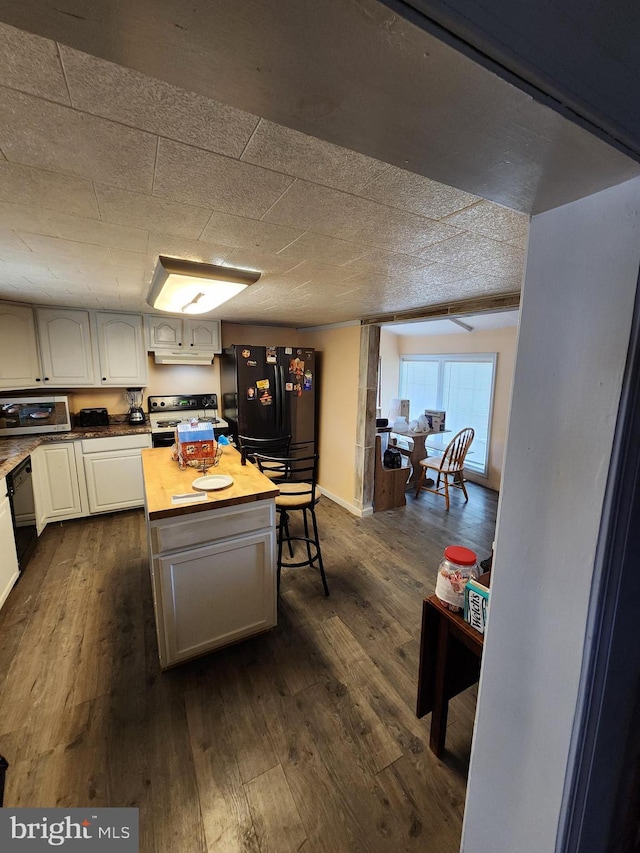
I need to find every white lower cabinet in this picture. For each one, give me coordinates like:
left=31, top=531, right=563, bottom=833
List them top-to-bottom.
left=32, top=434, right=152, bottom=530
left=81, top=434, right=151, bottom=514
left=32, top=442, right=84, bottom=530
left=0, top=480, right=20, bottom=610
left=149, top=501, right=277, bottom=668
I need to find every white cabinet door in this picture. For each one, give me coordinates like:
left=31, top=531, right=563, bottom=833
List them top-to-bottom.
left=0, top=303, right=42, bottom=390
left=36, top=307, right=96, bottom=387
left=96, top=312, right=148, bottom=386
left=144, top=315, right=221, bottom=353
left=145, top=315, right=183, bottom=350
left=183, top=319, right=221, bottom=352
left=82, top=435, right=151, bottom=513
left=31, top=442, right=83, bottom=523
left=0, top=488, right=20, bottom=610
left=156, top=530, right=276, bottom=667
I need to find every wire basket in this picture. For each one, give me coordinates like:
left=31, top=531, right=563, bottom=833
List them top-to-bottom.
left=176, top=440, right=223, bottom=471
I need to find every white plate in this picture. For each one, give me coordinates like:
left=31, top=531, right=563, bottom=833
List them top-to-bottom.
left=192, top=474, right=234, bottom=491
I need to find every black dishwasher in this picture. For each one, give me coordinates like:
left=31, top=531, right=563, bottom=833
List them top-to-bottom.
left=7, top=456, right=37, bottom=572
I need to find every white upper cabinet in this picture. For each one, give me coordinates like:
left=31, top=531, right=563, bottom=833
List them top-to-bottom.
left=0, top=303, right=42, bottom=389
left=36, top=307, right=96, bottom=387
left=96, top=312, right=148, bottom=386
left=145, top=315, right=221, bottom=353
left=145, top=315, right=182, bottom=350
left=184, top=319, right=221, bottom=352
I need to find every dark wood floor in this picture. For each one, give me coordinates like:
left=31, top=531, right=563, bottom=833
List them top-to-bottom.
left=0, top=482, right=497, bottom=852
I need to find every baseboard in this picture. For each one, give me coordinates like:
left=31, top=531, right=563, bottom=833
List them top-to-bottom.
left=318, top=487, right=373, bottom=518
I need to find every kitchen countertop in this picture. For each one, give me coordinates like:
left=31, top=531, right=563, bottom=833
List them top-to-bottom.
left=0, top=423, right=152, bottom=480
left=142, top=445, right=279, bottom=521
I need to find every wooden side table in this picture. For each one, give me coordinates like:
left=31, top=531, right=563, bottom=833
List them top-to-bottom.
left=416, top=594, right=484, bottom=757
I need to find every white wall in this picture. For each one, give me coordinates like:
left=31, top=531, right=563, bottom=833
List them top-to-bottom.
left=462, top=177, right=640, bottom=851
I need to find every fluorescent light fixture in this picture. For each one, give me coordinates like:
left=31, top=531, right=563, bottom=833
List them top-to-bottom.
left=147, top=256, right=260, bottom=314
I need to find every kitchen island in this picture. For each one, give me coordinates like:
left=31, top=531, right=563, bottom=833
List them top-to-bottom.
left=142, top=445, right=279, bottom=669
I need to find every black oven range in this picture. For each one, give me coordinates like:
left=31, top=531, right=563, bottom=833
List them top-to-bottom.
left=148, top=394, right=229, bottom=448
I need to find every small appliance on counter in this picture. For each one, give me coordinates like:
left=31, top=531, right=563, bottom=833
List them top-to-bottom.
left=124, top=388, right=145, bottom=425
left=0, top=396, right=71, bottom=436
left=77, top=407, right=109, bottom=428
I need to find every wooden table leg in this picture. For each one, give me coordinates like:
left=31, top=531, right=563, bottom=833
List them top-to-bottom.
left=429, top=616, right=451, bottom=757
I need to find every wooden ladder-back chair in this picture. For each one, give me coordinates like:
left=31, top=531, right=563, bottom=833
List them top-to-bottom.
left=414, top=427, right=475, bottom=510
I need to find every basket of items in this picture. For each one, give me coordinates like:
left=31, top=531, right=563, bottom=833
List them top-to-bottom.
left=172, top=421, right=222, bottom=472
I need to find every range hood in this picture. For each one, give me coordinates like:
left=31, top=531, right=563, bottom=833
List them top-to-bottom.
left=153, top=351, right=214, bottom=366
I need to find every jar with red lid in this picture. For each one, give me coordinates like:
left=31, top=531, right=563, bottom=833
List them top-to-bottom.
left=435, top=545, right=479, bottom=611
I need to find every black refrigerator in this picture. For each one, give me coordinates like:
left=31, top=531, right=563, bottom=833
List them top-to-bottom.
left=220, top=345, right=317, bottom=455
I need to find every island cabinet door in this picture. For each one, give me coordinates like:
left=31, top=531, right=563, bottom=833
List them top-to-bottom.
left=156, top=530, right=277, bottom=668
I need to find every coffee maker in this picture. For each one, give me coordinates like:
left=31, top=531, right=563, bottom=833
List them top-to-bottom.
left=124, top=388, right=145, bottom=425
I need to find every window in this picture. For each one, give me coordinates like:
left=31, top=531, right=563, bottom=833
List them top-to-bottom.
left=399, top=353, right=497, bottom=476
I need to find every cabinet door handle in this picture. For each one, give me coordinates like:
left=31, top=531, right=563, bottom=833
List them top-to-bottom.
left=35, top=377, right=41, bottom=382
left=102, top=377, right=107, bottom=381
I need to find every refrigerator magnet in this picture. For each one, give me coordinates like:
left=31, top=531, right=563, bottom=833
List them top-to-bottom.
left=266, top=346, right=277, bottom=363
left=285, top=347, right=293, bottom=354
left=241, top=349, right=251, bottom=358
left=289, top=357, right=304, bottom=377
left=247, top=359, right=257, bottom=367
left=303, top=370, right=312, bottom=390
left=256, top=378, right=270, bottom=390
left=285, top=382, right=293, bottom=391
left=294, top=382, right=302, bottom=397
left=246, top=386, right=257, bottom=401
left=259, top=389, right=273, bottom=406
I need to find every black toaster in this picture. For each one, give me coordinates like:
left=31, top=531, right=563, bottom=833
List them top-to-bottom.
left=77, top=407, right=109, bottom=427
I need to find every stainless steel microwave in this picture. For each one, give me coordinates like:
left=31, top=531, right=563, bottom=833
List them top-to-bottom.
left=0, top=396, right=72, bottom=436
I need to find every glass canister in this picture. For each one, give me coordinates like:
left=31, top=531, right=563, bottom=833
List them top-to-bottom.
left=435, top=545, right=479, bottom=612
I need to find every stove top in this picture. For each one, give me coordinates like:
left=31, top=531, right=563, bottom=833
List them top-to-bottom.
left=153, top=416, right=220, bottom=428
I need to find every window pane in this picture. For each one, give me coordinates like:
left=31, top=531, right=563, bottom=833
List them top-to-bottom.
left=399, top=360, right=438, bottom=417
left=442, top=361, right=493, bottom=473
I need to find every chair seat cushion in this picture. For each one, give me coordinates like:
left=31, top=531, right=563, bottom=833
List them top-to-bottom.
left=276, top=481, right=320, bottom=508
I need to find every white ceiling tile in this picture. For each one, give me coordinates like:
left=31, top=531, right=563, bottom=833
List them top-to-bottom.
left=0, top=23, right=70, bottom=105
left=59, top=45, right=259, bottom=158
left=0, top=88, right=157, bottom=192
left=242, top=120, right=388, bottom=193
left=153, top=139, right=293, bottom=217
left=0, top=162, right=100, bottom=218
left=358, top=165, right=481, bottom=219
left=262, top=180, right=383, bottom=239
left=95, top=184, right=211, bottom=240
left=441, top=200, right=529, bottom=240
left=0, top=202, right=59, bottom=237
left=348, top=207, right=460, bottom=254
left=200, top=211, right=303, bottom=253
left=50, top=214, right=149, bottom=253
left=0, top=227, right=31, bottom=253
left=147, top=232, right=235, bottom=266
left=276, top=232, right=366, bottom=266
left=417, top=232, right=525, bottom=272
left=14, top=234, right=113, bottom=265
left=508, top=234, right=529, bottom=250
left=223, top=247, right=303, bottom=277
left=108, top=248, right=148, bottom=272
left=341, top=248, right=430, bottom=276
left=274, top=260, right=359, bottom=285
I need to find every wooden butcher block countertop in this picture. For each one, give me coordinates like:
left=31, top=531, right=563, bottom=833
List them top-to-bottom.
left=142, top=445, right=279, bottom=520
